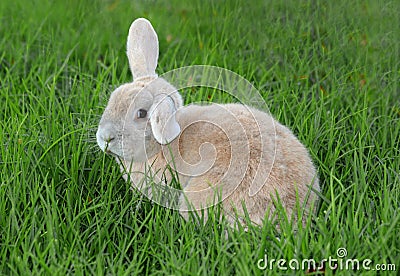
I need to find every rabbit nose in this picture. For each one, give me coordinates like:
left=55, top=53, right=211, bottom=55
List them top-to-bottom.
left=97, top=125, right=116, bottom=144
left=99, top=130, right=115, bottom=143
left=104, top=134, right=115, bottom=143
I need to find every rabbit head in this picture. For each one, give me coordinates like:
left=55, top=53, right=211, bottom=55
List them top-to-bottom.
left=96, top=18, right=183, bottom=163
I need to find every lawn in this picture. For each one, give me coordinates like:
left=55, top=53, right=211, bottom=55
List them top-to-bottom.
left=0, top=0, right=399, bottom=275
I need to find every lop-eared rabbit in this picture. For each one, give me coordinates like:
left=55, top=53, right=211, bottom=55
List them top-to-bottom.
left=97, top=18, right=319, bottom=228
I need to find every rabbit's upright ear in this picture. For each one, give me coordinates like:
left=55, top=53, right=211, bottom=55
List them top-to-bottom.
left=127, top=18, right=159, bottom=80
left=149, top=94, right=181, bottom=145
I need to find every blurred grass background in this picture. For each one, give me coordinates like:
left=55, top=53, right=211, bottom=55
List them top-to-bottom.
left=0, top=0, right=399, bottom=274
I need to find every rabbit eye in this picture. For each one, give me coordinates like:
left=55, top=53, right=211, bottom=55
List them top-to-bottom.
left=136, top=109, right=147, bottom=119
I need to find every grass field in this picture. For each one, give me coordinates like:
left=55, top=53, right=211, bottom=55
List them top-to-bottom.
left=1, top=0, right=399, bottom=275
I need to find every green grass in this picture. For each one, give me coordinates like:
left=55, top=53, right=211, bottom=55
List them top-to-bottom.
left=1, top=0, right=399, bottom=275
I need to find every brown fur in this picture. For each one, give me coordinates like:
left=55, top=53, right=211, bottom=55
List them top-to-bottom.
left=96, top=18, right=320, bottom=229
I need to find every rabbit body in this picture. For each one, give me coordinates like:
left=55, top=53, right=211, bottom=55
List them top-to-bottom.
left=97, top=18, right=320, bottom=228
left=131, top=103, right=318, bottom=226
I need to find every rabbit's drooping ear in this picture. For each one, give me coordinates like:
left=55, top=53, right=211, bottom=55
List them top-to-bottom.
left=127, top=18, right=159, bottom=80
left=149, top=95, right=181, bottom=145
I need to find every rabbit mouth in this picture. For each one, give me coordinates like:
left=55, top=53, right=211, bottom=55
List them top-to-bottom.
left=104, top=144, right=122, bottom=158
left=105, top=148, right=121, bottom=158
left=105, top=149, right=115, bottom=155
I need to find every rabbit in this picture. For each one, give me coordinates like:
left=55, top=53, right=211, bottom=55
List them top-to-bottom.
left=96, top=18, right=320, bottom=229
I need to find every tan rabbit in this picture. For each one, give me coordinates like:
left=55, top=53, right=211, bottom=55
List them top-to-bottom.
left=96, top=18, right=320, bottom=228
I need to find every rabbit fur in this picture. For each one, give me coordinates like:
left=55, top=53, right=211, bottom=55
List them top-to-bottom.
left=96, top=18, right=320, bottom=228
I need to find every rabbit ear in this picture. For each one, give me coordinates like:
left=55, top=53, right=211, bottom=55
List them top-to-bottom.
left=127, top=18, right=159, bottom=80
left=149, top=95, right=181, bottom=145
